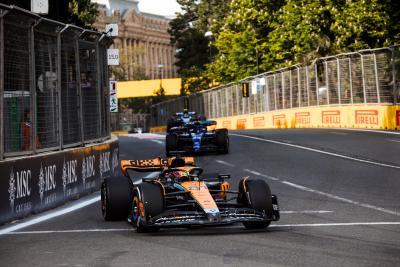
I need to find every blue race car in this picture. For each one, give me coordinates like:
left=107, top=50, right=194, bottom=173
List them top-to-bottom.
left=166, top=111, right=229, bottom=156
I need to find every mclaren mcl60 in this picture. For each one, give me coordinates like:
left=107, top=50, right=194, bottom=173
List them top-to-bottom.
left=101, top=156, right=280, bottom=232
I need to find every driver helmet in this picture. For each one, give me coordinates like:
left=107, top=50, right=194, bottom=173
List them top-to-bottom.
left=171, top=170, right=189, bottom=180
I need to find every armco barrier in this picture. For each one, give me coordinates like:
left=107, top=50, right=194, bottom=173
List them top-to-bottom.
left=212, top=105, right=400, bottom=130
left=0, top=137, right=119, bottom=226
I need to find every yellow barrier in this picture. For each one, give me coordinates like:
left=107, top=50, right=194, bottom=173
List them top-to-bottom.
left=149, top=105, right=400, bottom=132
left=213, top=105, right=400, bottom=131
left=150, top=126, right=167, bottom=133
left=111, top=131, right=129, bottom=135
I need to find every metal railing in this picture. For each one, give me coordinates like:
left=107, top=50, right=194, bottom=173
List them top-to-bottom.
left=0, top=5, right=113, bottom=159
left=151, top=45, right=400, bottom=126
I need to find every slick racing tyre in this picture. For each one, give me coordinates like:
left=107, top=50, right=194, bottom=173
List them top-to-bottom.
left=167, top=118, right=177, bottom=132
left=216, top=129, right=229, bottom=154
left=166, top=133, right=178, bottom=157
left=101, top=177, right=133, bottom=221
left=237, top=178, right=273, bottom=229
left=131, top=182, right=164, bottom=233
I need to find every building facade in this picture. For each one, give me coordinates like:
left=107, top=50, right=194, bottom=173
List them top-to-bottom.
left=92, top=0, right=178, bottom=80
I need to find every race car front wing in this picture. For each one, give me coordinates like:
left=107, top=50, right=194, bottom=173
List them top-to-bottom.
left=147, top=206, right=280, bottom=228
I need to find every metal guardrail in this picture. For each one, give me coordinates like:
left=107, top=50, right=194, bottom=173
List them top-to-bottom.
left=0, top=4, right=113, bottom=159
left=151, top=46, right=400, bottom=126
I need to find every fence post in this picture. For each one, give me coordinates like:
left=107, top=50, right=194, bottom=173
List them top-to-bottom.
left=0, top=11, right=5, bottom=159
left=31, top=19, right=41, bottom=154
left=57, top=25, right=68, bottom=150
left=76, top=34, right=84, bottom=144
left=96, top=38, right=102, bottom=139
left=392, top=47, right=398, bottom=104
left=359, top=53, right=367, bottom=104
left=372, top=53, right=381, bottom=103
left=336, top=57, right=341, bottom=104
left=349, top=57, right=354, bottom=104
left=324, top=60, right=330, bottom=105
left=315, top=63, right=319, bottom=106
left=306, top=65, right=310, bottom=107
left=297, top=67, right=301, bottom=107
left=289, top=70, right=292, bottom=108
left=274, top=74, right=277, bottom=110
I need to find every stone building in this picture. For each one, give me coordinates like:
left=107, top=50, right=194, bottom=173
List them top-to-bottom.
left=92, top=0, right=178, bottom=80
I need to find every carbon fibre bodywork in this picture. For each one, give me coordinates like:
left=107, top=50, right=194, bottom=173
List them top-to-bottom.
left=103, top=157, right=280, bottom=231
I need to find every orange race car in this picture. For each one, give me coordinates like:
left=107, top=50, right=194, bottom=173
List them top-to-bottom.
left=101, top=156, right=280, bottom=232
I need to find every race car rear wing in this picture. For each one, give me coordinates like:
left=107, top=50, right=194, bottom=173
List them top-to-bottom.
left=120, top=157, right=196, bottom=176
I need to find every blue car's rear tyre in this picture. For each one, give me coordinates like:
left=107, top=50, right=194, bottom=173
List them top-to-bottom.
left=216, top=129, right=229, bottom=154
left=166, top=133, right=178, bottom=156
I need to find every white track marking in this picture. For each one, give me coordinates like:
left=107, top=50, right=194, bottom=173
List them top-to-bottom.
left=331, top=128, right=400, bottom=135
left=330, top=131, right=348, bottom=136
left=231, top=133, right=400, bottom=170
left=387, top=139, right=400, bottom=143
left=151, top=140, right=164, bottom=145
left=216, top=160, right=235, bottom=167
left=244, top=164, right=400, bottom=217
left=244, top=169, right=279, bottom=181
left=132, top=171, right=159, bottom=184
left=281, top=181, right=400, bottom=216
left=0, top=195, right=100, bottom=236
left=280, top=210, right=333, bottom=214
left=4, top=221, right=400, bottom=235
left=271, top=222, right=400, bottom=227
left=6, top=228, right=134, bottom=235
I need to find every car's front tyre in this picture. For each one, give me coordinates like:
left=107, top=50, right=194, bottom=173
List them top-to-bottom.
left=101, top=177, right=133, bottom=221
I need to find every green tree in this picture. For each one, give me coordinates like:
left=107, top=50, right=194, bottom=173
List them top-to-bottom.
left=67, top=0, right=98, bottom=29
left=169, top=0, right=230, bottom=93
left=207, top=0, right=285, bottom=82
left=266, top=0, right=333, bottom=69
left=331, top=0, right=390, bottom=51
left=111, top=46, right=147, bottom=81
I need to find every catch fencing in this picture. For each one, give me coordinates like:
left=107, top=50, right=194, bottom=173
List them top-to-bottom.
left=0, top=5, right=113, bottom=159
left=151, top=46, right=400, bottom=126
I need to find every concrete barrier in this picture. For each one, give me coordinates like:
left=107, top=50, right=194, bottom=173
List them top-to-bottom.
left=212, top=105, right=400, bottom=131
left=0, top=136, right=119, bottom=226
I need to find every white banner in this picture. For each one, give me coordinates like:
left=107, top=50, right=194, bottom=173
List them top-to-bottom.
left=107, top=49, right=119, bottom=65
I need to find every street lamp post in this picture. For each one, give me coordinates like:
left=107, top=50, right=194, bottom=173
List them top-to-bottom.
left=204, top=31, right=213, bottom=58
left=157, top=64, right=164, bottom=89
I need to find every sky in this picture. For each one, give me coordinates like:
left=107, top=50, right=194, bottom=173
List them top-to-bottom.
left=138, top=0, right=182, bottom=17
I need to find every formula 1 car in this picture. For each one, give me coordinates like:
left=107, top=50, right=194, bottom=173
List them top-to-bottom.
left=166, top=110, right=205, bottom=132
left=166, top=111, right=229, bottom=156
left=101, top=156, right=280, bottom=232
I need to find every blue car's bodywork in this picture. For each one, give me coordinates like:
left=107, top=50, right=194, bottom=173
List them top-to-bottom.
left=166, top=112, right=228, bottom=156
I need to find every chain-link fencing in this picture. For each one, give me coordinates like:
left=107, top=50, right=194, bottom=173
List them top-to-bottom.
left=0, top=5, right=113, bottom=159
left=151, top=46, right=400, bottom=127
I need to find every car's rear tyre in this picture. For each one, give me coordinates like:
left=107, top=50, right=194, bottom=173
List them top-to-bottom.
left=166, top=118, right=176, bottom=132
left=216, top=129, right=229, bottom=154
left=166, top=133, right=178, bottom=156
left=101, top=177, right=133, bottom=221
left=237, top=178, right=273, bottom=229
left=131, top=182, right=164, bottom=232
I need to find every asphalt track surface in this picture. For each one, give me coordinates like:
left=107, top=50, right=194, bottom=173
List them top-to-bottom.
left=1, top=128, right=400, bottom=267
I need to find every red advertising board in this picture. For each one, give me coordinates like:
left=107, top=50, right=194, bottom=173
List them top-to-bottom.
left=322, top=110, right=341, bottom=124
left=355, top=110, right=379, bottom=125
left=295, top=112, right=310, bottom=125
left=253, top=116, right=265, bottom=127
left=237, top=119, right=246, bottom=129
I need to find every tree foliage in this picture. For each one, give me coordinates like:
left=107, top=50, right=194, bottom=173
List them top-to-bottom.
left=67, top=0, right=99, bottom=29
left=171, top=0, right=400, bottom=86
left=111, top=46, right=147, bottom=81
